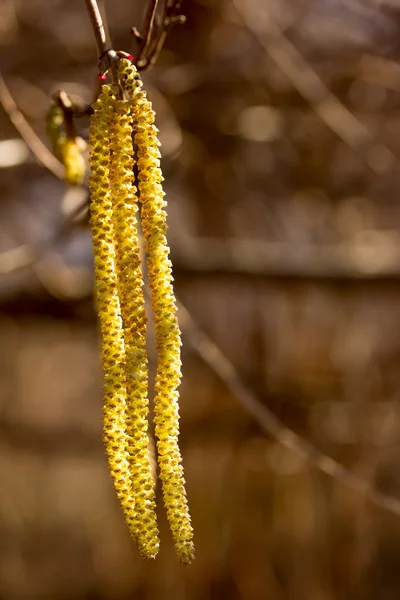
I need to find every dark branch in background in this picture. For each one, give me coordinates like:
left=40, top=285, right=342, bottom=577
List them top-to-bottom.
left=133, top=0, right=186, bottom=70
left=136, top=0, right=160, bottom=64
left=144, top=0, right=186, bottom=70
left=233, top=0, right=396, bottom=176
left=0, top=73, right=65, bottom=179
left=0, top=195, right=89, bottom=275
left=172, top=237, right=400, bottom=282
left=177, top=300, right=400, bottom=519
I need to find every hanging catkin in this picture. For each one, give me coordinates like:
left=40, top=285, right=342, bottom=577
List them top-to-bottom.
left=119, top=58, right=194, bottom=564
left=88, top=60, right=194, bottom=564
left=88, top=85, right=137, bottom=539
left=109, top=96, right=159, bottom=559
left=46, top=101, right=86, bottom=185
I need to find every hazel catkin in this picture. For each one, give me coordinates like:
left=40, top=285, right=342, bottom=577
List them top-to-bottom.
left=118, top=58, right=195, bottom=564
left=88, top=61, right=194, bottom=564
left=88, top=84, right=137, bottom=540
left=109, top=96, right=159, bottom=559
left=46, top=101, right=86, bottom=185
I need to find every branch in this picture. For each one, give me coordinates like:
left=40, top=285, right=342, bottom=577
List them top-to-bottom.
left=83, top=0, right=122, bottom=88
left=84, top=0, right=109, bottom=57
left=135, top=0, right=186, bottom=70
left=136, top=0, right=160, bottom=64
left=146, top=0, right=185, bottom=70
left=233, top=0, right=396, bottom=176
left=0, top=72, right=65, bottom=180
left=0, top=194, right=89, bottom=275
left=6, top=233, right=400, bottom=283
left=172, top=237, right=400, bottom=283
left=177, top=298, right=400, bottom=518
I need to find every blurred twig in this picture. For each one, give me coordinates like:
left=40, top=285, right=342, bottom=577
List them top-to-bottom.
left=135, top=0, right=186, bottom=70
left=136, top=0, right=160, bottom=64
left=233, top=0, right=396, bottom=175
left=0, top=72, right=65, bottom=179
left=0, top=194, right=89, bottom=275
left=5, top=234, right=400, bottom=281
left=172, top=236, right=400, bottom=282
left=177, top=299, right=400, bottom=518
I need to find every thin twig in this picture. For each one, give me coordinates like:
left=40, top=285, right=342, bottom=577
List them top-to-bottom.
left=83, top=0, right=121, bottom=93
left=84, top=0, right=109, bottom=57
left=98, top=0, right=112, bottom=50
left=136, top=0, right=160, bottom=64
left=137, top=0, right=186, bottom=70
left=148, top=0, right=185, bottom=69
left=233, top=0, right=396, bottom=175
left=0, top=72, right=65, bottom=180
left=54, top=88, right=92, bottom=119
left=53, top=90, right=77, bottom=139
left=0, top=194, right=89, bottom=274
left=6, top=233, right=400, bottom=282
left=172, top=237, right=400, bottom=282
left=177, top=298, right=400, bottom=518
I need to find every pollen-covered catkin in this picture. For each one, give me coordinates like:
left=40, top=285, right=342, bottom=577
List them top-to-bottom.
left=118, top=59, right=195, bottom=564
left=88, top=85, right=137, bottom=539
left=109, top=97, right=159, bottom=559
left=46, top=102, right=85, bottom=185
left=60, top=137, right=86, bottom=185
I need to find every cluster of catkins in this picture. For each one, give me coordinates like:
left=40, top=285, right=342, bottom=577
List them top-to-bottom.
left=88, top=58, right=194, bottom=564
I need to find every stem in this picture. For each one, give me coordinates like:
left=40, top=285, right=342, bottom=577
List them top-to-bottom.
left=84, top=0, right=108, bottom=57
left=84, top=0, right=120, bottom=87
left=137, top=0, right=160, bottom=63
left=137, top=0, right=185, bottom=71
left=0, top=72, right=65, bottom=180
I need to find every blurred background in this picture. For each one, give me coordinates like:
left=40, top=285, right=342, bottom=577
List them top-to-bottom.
left=2, top=0, right=400, bottom=598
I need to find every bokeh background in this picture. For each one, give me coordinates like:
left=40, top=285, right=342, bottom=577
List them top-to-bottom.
left=2, top=0, right=400, bottom=598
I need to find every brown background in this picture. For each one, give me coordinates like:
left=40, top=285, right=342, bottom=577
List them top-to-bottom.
left=1, top=0, right=400, bottom=598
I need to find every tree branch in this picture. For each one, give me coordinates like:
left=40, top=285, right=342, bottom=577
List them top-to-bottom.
left=84, top=0, right=109, bottom=57
left=135, top=0, right=186, bottom=70
left=136, top=0, right=160, bottom=64
left=233, top=0, right=396, bottom=176
left=0, top=72, right=65, bottom=180
left=0, top=194, right=89, bottom=275
left=172, top=237, right=400, bottom=282
left=177, top=298, right=400, bottom=518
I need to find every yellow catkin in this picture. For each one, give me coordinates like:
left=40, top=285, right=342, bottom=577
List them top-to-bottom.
left=119, top=59, right=195, bottom=564
left=88, top=84, right=137, bottom=539
left=109, top=97, right=160, bottom=559
left=46, top=102, right=85, bottom=185
left=61, top=137, right=86, bottom=185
